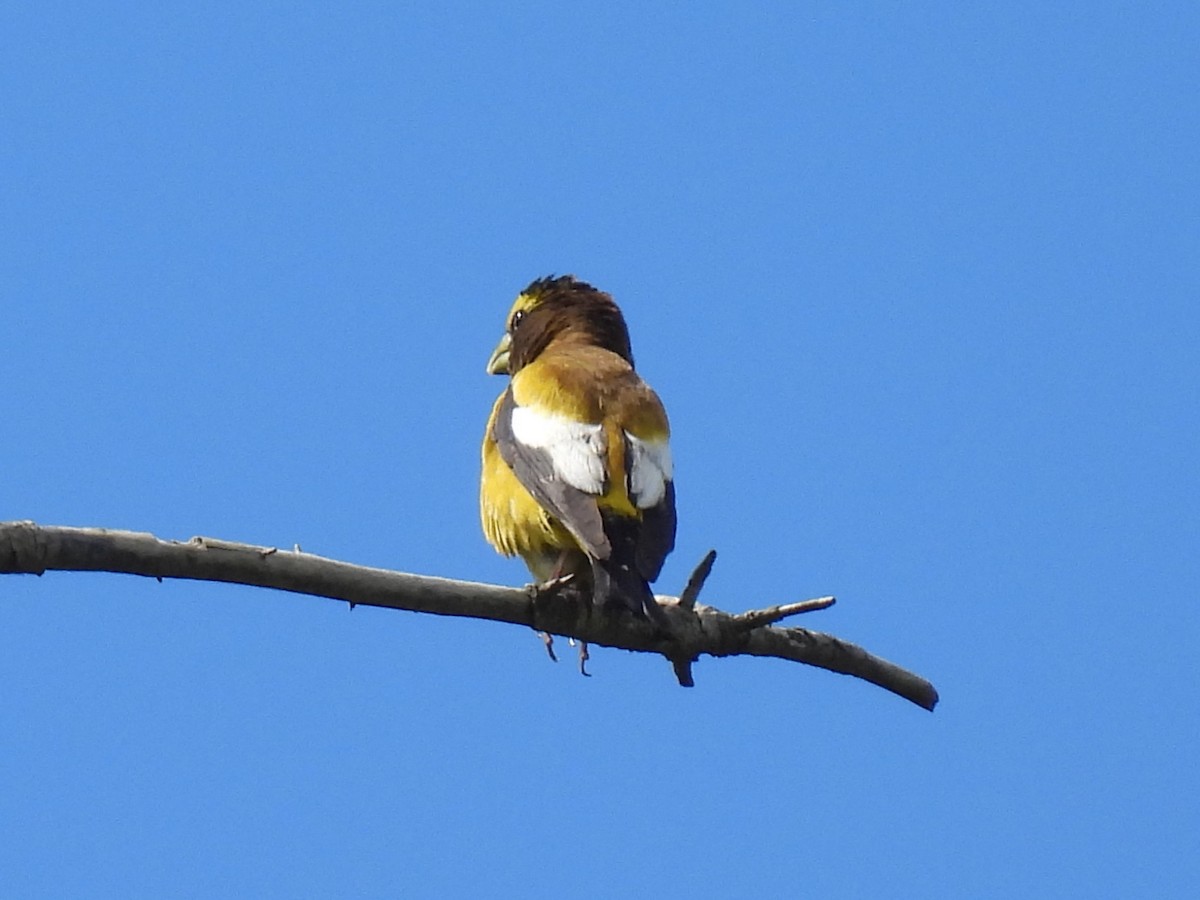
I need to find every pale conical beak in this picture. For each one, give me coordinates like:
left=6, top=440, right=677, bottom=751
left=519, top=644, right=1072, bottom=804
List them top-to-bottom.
left=486, top=332, right=512, bottom=375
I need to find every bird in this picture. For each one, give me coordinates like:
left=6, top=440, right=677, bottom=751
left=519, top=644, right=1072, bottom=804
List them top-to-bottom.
left=480, top=275, right=675, bottom=630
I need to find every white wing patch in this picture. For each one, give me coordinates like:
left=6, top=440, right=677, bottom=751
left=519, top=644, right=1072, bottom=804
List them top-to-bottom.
left=510, top=405, right=607, bottom=495
left=626, top=432, right=672, bottom=508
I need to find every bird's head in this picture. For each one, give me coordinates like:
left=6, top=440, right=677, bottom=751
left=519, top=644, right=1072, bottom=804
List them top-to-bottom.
left=486, top=275, right=634, bottom=376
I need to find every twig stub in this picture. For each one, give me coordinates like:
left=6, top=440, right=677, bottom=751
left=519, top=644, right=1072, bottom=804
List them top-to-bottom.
left=678, top=550, right=717, bottom=610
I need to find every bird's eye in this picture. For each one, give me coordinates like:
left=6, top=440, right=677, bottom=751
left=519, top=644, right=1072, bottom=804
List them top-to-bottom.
left=510, top=309, right=526, bottom=331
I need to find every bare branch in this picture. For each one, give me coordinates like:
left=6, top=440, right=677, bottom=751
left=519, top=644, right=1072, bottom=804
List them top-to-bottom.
left=0, top=521, right=938, bottom=711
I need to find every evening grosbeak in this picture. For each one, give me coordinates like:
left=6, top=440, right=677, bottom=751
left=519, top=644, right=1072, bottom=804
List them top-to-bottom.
left=480, top=276, right=675, bottom=628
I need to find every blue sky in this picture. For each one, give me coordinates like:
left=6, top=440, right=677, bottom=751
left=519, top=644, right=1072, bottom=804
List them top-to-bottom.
left=3, top=2, right=1197, bottom=897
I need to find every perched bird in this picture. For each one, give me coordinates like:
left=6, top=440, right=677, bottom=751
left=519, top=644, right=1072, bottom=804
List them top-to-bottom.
left=480, top=275, right=675, bottom=629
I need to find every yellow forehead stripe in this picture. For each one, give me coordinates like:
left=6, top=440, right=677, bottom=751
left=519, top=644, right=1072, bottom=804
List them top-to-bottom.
left=506, top=292, right=540, bottom=325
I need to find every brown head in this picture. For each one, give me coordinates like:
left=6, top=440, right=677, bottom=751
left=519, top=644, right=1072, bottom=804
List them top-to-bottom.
left=486, top=275, right=634, bottom=375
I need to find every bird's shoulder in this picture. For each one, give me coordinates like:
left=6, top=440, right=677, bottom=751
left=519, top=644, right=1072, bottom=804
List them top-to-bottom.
left=511, top=344, right=669, bottom=440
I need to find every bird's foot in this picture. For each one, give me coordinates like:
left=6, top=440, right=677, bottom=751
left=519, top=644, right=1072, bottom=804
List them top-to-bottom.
left=533, top=571, right=577, bottom=596
left=528, top=574, right=580, bottom=664
left=577, top=640, right=591, bottom=677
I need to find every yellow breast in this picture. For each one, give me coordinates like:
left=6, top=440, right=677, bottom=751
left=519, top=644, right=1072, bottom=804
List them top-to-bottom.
left=480, top=393, right=577, bottom=559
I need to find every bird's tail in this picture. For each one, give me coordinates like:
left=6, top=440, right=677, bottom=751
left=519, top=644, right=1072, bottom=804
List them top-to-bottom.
left=590, top=557, right=671, bottom=633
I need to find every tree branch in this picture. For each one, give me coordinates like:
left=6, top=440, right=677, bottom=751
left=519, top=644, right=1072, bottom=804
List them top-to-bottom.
left=0, top=521, right=939, bottom=711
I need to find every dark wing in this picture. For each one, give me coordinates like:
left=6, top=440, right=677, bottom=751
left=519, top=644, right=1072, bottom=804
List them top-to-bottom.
left=490, top=387, right=611, bottom=560
left=635, top=479, right=676, bottom=582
